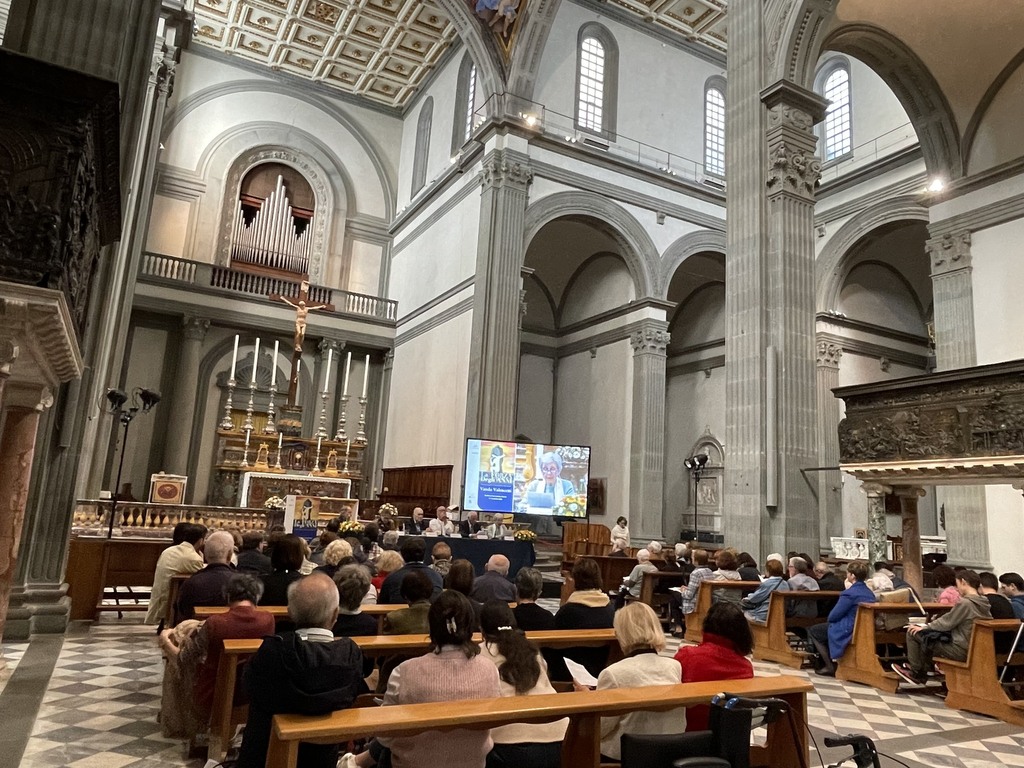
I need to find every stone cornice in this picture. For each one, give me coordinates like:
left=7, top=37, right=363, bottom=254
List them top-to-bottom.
left=929, top=190, right=1024, bottom=239
left=0, top=283, right=84, bottom=386
left=816, top=331, right=929, bottom=370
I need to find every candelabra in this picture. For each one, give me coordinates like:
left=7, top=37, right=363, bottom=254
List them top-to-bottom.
left=220, top=378, right=237, bottom=430
left=242, top=381, right=256, bottom=432
left=263, top=388, right=278, bottom=434
left=316, top=390, right=330, bottom=439
left=334, top=394, right=349, bottom=442
left=355, top=396, right=368, bottom=445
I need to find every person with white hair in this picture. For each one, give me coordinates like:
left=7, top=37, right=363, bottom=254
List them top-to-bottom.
left=524, top=450, right=575, bottom=509
left=175, top=530, right=236, bottom=622
left=615, top=548, right=658, bottom=609
left=470, top=554, right=518, bottom=602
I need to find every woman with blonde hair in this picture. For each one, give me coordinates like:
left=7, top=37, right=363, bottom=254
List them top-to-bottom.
left=372, top=549, right=404, bottom=592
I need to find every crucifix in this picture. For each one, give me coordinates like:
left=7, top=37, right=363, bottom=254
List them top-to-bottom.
left=270, top=280, right=333, bottom=406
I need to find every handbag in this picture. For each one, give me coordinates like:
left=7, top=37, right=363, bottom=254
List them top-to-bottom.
left=916, top=627, right=953, bottom=650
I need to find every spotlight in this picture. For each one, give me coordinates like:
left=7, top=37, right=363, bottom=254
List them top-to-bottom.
left=927, top=178, right=945, bottom=193
left=105, top=388, right=128, bottom=410
left=138, top=388, right=162, bottom=411
left=684, top=453, right=709, bottom=472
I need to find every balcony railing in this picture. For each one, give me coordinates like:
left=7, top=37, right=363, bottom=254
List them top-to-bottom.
left=139, top=253, right=397, bottom=322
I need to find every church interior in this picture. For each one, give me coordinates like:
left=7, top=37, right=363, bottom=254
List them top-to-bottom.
left=1, top=0, right=1024, bottom=766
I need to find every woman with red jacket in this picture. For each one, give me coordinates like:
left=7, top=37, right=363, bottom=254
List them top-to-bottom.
left=673, top=602, right=754, bottom=731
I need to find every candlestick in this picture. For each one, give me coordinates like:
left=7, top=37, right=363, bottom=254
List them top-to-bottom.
left=229, top=334, right=239, bottom=380
left=251, top=338, right=260, bottom=385
left=270, top=340, right=279, bottom=388
left=323, top=347, right=334, bottom=392
left=342, top=351, right=351, bottom=396
left=361, top=354, right=370, bottom=398
left=294, top=358, right=301, bottom=402
left=220, top=377, right=237, bottom=430
left=242, top=380, right=256, bottom=432
left=263, top=387, right=277, bottom=434
left=316, top=389, right=330, bottom=439
left=334, top=394, right=349, bottom=442
left=355, top=395, right=368, bottom=445
left=241, top=427, right=251, bottom=467
left=274, top=431, right=284, bottom=471
left=311, top=436, right=322, bottom=475
left=343, top=439, right=350, bottom=474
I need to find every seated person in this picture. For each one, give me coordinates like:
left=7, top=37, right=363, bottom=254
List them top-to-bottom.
left=524, top=451, right=574, bottom=510
left=428, top=505, right=456, bottom=536
left=406, top=507, right=430, bottom=535
left=459, top=510, right=484, bottom=537
left=484, top=514, right=510, bottom=539
left=610, top=516, right=630, bottom=553
left=146, top=521, right=206, bottom=625
left=175, top=530, right=237, bottom=622
left=235, top=531, right=272, bottom=576
left=259, top=534, right=306, bottom=605
left=379, top=537, right=443, bottom=604
left=313, top=538, right=353, bottom=580
left=431, top=541, right=453, bottom=578
left=614, top=548, right=657, bottom=609
left=676, top=548, right=714, bottom=626
left=372, top=549, right=404, bottom=593
left=709, top=549, right=743, bottom=605
left=736, top=552, right=761, bottom=583
left=471, top=554, right=517, bottom=603
left=551, top=557, right=615, bottom=681
left=740, top=557, right=790, bottom=624
left=445, top=559, right=484, bottom=626
left=806, top=560, right=876, bottom=676
left=813, top=561, right=845, bottom=616
left=333, top=564, right=379, bottom=638
left=933, top=564, right=961, bottom=605
left=512, top=567, right=555, bottom=632
left=892, top=569, right=992, bottom=687
left=384, top=570, right=434, bottom=634
left=979, top=571, right=1018, bottom=653
left=998, top=572, right=1024, bottom=619
left=236, top=573, right=365, bottom=768
left=478, top=602, right=567, bottom=768
left=577, top=602, right=686, bottom=761
left=674, top=602, right=754, bottom=731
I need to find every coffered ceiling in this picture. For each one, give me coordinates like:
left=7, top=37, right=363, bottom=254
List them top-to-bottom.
left=191, top=0, right=459, bottom=109
left=602, top=0, right=728, bottom=54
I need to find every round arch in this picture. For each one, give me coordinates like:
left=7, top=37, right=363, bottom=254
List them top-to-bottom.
left=433, top=0, right=506, bottom=100
left=506, top=0, right=563, bottom=99
left=523, top=191, right=659, bottom=298
left=815, top=195, right=929, bottom=313
left=659, top=229, right=727, bottom=299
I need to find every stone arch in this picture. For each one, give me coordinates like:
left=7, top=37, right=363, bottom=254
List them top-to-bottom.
left=433, top=0, right=506, bottom=98
left=506, top=0, right=562, bottom=99
left=766, top=0, right=838, bottom=89
left=824, top=23, right=963, bottom=179
left=962, top=47, right=1024, bottom=169
left=161, top=79, right=395, bottom=217
left=524, top=191, right=659, bottom=298
left=815, top=195, right=929, bottom=313
left=659, top=229, right=727, bottom=299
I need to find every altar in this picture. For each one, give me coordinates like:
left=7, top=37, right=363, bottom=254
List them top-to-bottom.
left=238, top=471, right=352, bottom=508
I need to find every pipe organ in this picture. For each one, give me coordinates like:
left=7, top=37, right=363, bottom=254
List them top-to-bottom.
left=231, top=175, right=312, bottom=275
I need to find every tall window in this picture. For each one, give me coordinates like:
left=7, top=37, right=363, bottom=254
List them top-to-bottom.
left=575, top=24, right=618, bottom=138
left=452, top=55, right=478, bottom=153
left=822, top=66, right=852, bottom=160
left=704, top=80, right=726, bottom=177
left=412, top=97, right=433, bottom=195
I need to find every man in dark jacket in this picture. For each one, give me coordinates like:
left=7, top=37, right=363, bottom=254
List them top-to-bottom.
left=175, top=531, right=236, bottom=622
left=236, top=531, right=272, bottom=576
left=379, top=537, right=443, bottom=603
left=470, top=555, right=518, bottom=603
left=237, top=573, right=364, bottom=768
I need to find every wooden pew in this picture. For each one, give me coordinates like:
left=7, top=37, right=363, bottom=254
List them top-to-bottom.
left=638, top=570, right=688, bottom=618
left=684, top=581, right=762, bottom=643
left=749, top=591, right=841, bottom=669
left=835, top=602, right=951, bottom=693
left=196, top=604, right=410, bottom=633
left=937, top=618, right=1024, bottom=726
left=209, top=628, right=620, bottom=759
left=265, top=675, right=813, bottom=768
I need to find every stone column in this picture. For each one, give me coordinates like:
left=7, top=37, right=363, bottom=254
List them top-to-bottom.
left=465, top=149, right=532, bottom=440
left=927, top=230, right=990, bottom=568
left=164, top=315, right=209, bottom=477
left=629, top=324, right=670, bottom=539
left=816, top=339, right=843, bottom=553
left=0, top=383, right=52, bottom=643
left=862, top=482, right=891, bottom=566
left=895, top=486, right=926, bottom=594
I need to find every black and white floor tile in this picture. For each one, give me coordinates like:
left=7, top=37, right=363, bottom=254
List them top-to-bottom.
left=0, top=642, right=29, bottom=697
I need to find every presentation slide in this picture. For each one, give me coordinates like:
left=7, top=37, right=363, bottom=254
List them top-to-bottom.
left=463, top=439, right=591, bottom=518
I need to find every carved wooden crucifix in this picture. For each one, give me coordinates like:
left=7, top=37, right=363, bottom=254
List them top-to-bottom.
left=270, top=280, right=333, bottom=406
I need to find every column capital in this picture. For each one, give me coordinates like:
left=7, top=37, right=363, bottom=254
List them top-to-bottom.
left=761, top=80, right=829, bottom=129
left=766, top=142, right=822, bottom=201
left=480, top=151, right=532, bottom=191
left=927, top=231, right=972, bottom=276
left=181, top=315, right=210, bottom=342
left=630, top=327, right=670, bottom=355
left=0, top=337, right=19, bottom=376
left=317, top=338, right=343, bottom=356
left=815, top=340, right=842, bottom=369
left=5, top=382, right=54, bottom=411
left=860, top=481, right=892, bottom=497
left=893, top=486, right=927, bottom=499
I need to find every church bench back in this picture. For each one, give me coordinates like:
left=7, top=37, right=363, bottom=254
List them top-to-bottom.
left=684, top=580, right=762, bottom=643
left=749, top=591, right=842, bottom=668
left=937, top=618, right=1024, bottom=726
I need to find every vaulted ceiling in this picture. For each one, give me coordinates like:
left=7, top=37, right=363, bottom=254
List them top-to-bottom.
left=603, top=0, right=727, bottom=54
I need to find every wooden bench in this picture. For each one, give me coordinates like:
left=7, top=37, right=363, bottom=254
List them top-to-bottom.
left=637, top=570, right=688, bottom=618
left=684, top=581, right=762, bottom=643
left=749, top=591, right=841, bottom=669
left=835, top=602, right=951, bottom=692
left=195, top=604, right=416, bottom=633
left=937, top=618, right=1024, bottom=726
left=209, top=628, right=620, bottom=759
left=265, top=675, right=814, bottom=768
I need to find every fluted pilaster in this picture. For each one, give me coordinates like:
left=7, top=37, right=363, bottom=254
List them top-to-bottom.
left=465, top=149, right=532, bottom=439
left=165, top=315, right=209, bottom=476
left=629, top=323, right=670, bottom=539
left=816, top=338, right=842, bottom=553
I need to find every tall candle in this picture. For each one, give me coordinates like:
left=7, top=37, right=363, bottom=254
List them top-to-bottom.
left=229, top=334, right=239, bottom=380
left=251, top=338, right=260, bottom=385
left=270, top=340, right=279, bottom=388
left=323, top=347, right=334, bottom=392
left=342, top=352, right=352, bottom=396
left=361, top=354, right=370, bottom=398
left=295, top=359, right=301, bottom=401
left=244, top=428, right=250, bottom=449
left=277, top=431, right=283, bottom=450
left=316, top=436, right=322, bottom=454
left=345, top=439, right=351, bottom=457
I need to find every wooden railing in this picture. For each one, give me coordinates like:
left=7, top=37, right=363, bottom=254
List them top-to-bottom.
left=139, top=253, right=398, bottom=323
left=72, top=500, right=283, bottom=537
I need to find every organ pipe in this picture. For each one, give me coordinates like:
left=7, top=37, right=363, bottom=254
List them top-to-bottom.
left=230, top=174, right=312, bottom=275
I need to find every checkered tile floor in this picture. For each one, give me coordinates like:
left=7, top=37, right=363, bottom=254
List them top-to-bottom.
left=5, top=609, right=1022, bottom=768
left=0, top=641, right=29, bottom=697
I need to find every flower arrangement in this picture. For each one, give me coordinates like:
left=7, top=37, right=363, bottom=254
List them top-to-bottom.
left=554, top=494, right=587, bottom=517
left=264, top=496, right=286, bottom=511
left=379, top=503, right=399, bottom=518
left=338, top=520, right=365, bottom=536
left=513, top=529, right=537, bottom=542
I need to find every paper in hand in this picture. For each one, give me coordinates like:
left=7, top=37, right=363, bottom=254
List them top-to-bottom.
left=564, top=657, right=599, bottom=688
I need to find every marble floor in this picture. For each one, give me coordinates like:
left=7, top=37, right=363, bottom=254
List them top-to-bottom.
left=0, top=609, right=1021, bottom=768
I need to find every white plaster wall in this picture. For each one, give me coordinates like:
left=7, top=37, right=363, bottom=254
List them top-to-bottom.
left=966, top=63, right=1024, bottom=175
left=146, top=196, right=191, bottom=256
left=973, top=218, right=1024, bottom=366
left=344, top=240, right=383, bottom=297
left=559, top=256, right=635, bottom=326
left=838, top=263, right=926, bottom=335
left=120, top=326, right=171, bottom=498
left=554, top=340, right=633, bottom=519
left=516, top=354, right=554, bottom=442
left=986, top=486, right=1024, bottom=575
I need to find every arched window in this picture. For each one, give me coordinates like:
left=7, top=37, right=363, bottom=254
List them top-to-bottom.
left=575, top=23, right=618, bottom=139
left=452, top=55, right=478, bottom=154
left=821, top=64, right=852, bottom=161
left=704, top=77, right=726, bottom=177
left=412, top=96, right=433, bottom=195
